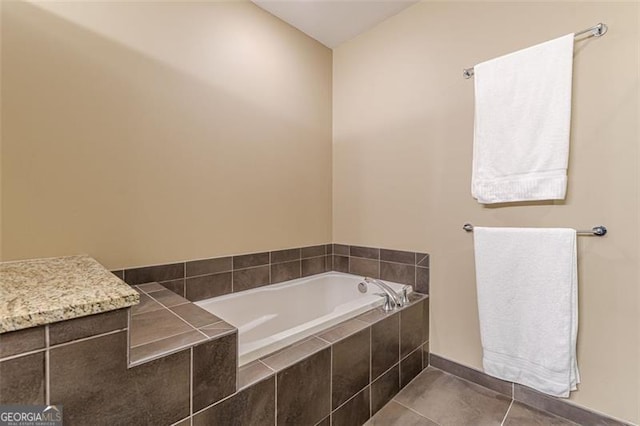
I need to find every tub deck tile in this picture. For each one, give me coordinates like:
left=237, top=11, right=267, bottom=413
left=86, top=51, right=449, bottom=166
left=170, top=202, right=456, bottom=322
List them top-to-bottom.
left=128, top=284, right=237, bottom=367
left=131, top=292, right=165, bottom=316
left=169, top=303, right=222, bottom=328
left=130, top=309, right=193, bottom=347
left=315, top=318, right=369, bottom=344
left=198, top=321, right=235, bottom=338
left=130, top=330, right=206, bottom=366
left=261, top=337, right=329, bottom=371
left=238, top=360, right=275, bottom=390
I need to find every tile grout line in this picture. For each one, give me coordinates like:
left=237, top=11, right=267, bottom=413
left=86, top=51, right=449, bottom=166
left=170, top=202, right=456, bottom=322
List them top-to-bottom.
left=145, top=292, right=221, bottom=333
left=127, top=311, right=131, bottom=367
left=45, top=325, right=50, bottom=405
left=130, top=326, right=211, bottom=350
left=47, top=328, right=126, bottom=351
left=260, top=339, right=329, bottom=373
left=329, top=344, right=333, bottom=423
left=0, top=347, right=48, bottom=362
left=190, top=347, right=194, bottom=422
left=257, top=359, right=277, bottom=373
left=372, top=360, right=401, bottom=386
left=274, top=364, right=278, bottom=425
left=331, top=383, right=369, bottom=414
left=393, top=399, right=442, bottom=425
left=500, top=399, right=515, bottom=426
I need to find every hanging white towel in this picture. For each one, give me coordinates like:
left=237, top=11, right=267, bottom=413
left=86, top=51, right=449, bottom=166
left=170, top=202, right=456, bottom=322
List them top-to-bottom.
left=472, top=34, right=574, bottom=204
left=473, top=227, right=579, bottom=397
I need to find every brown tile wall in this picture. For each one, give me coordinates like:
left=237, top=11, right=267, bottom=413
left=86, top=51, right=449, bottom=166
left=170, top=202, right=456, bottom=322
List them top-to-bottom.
left=117, top=243, right=430, bottom=299
left=120, top=244, right=334, bottom=302
left=331, top=244, right=430, bottom=294
left=2, top=245, right=429, bottom=425
left=192, top=295, right=431, bottom=425
left=0, top=308, right=238, bottom=426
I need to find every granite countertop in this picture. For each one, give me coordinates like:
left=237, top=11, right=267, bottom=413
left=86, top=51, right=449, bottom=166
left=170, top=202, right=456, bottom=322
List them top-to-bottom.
left=0, top=255, right=139, bottom=333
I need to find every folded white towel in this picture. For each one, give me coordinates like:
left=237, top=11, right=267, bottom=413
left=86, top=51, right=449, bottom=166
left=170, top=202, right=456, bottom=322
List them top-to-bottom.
left=472, top=34, right=574, bottom=204
left=473, top=227, right=579, bottom=397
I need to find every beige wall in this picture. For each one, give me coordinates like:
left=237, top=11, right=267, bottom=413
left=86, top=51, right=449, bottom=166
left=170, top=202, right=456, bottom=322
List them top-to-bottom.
left=1, top=1, right=333, bottom=269
left=333, top=2, right=639, bottom=423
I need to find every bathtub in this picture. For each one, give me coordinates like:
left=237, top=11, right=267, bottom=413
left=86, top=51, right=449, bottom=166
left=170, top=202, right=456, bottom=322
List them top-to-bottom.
left=195, top=272, right=410, bottom=365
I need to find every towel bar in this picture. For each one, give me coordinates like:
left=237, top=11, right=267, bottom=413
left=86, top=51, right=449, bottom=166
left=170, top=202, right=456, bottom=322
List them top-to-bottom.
left=462, top=23, right=608, bottom=79
left=462, top=223, right=607, bottom=236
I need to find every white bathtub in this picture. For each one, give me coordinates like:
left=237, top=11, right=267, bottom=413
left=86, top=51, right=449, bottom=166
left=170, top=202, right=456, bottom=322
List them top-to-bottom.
left=195, top=272, right=410, bottom=365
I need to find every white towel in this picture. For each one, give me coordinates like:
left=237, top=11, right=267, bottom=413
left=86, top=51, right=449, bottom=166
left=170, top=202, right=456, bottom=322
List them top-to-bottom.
left=472, top=34, right=574, bottom=204
left=473, top=227, right=579, bottom=397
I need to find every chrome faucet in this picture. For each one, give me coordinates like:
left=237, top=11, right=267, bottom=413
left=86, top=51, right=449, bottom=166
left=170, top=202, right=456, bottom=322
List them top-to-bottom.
left=359, top=277, right=402, bottom=311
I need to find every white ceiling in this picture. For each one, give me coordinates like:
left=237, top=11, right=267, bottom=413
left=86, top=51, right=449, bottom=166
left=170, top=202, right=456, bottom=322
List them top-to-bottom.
left=252, top=0, right=418, bottom=48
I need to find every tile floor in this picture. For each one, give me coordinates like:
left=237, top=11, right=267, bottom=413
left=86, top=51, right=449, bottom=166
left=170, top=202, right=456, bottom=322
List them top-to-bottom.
left=367, top=367, right=578, bottom=426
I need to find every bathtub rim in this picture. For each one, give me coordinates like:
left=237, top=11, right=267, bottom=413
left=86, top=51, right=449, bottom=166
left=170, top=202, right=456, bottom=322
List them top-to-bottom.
left=195, top=271, right=414, bottom=365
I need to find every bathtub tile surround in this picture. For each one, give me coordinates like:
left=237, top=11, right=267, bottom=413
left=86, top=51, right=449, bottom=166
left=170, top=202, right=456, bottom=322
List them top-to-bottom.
left=118, top=244, right=430, bottom=299
left=121, top=244, right=336, bottom=301
left=332, top=244, right=430, bottom=294
left=233, top=252, right=270, bottom=269
left=1, top=255, right=139, bottom=332
left=186, top=256, right=232, bottom=277
left=302, top=256, right=327, bottom=277
left=349, top=256, right=380, bottom=278
left=271, top=260, right=302, bottom=283
left=1, top=261, right=429, bottom=424
left=125, top=261, right=185, bottom=285
left=232, top=266, right=270, bottom=292
left=186, top=273, right=232, bottom=301
left=158, top=279, right=185, bottom=297
left=130, top=284, right=233, bottom=365
left=191, top=295, right=430, bottom=425
left=401, top=301, right=426, bottom=357
left=0, top=304, right=240, bottom=425
left=49, top=308, right=127, bottom=345
left=369, top=312, right=400, bottom=378
left=316, top=317, right=369, bottom=343
left=0, top=324, right=45, bottom=358
left=331, top=328, right=371, bottom=408
left=51, top=330, right=191, bottom=425
left=192, top=333, right=237, bottom=411
left=261, top=337, right=330, bottom=371
left=277, top=348, right=332, bottom=425
left=400, top=348, right=424, bottom=388
left=0, top=351, right=45, bottom=405
left=429, top=354, right=630, bottom=425
left=237, top=360, right=274, bottom=389
left=371, top=364, right=401, bottom=414
left=192, top=376, right=276, bottom=426
left=333, top=387, right=371, bottom=426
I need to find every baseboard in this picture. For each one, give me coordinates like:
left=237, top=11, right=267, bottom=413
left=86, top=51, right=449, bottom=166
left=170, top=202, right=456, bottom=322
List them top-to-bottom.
left=429, top=353, right=633, bottom=426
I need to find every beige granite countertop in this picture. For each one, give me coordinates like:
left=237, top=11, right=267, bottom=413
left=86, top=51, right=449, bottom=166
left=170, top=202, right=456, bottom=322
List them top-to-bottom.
left=0, top=255, right=139, bottom=333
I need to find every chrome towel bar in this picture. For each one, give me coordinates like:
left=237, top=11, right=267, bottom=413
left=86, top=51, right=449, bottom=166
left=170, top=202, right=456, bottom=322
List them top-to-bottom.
left=462, top=23, right=608, bottom=79
left=463, top=223, right=607, bottom=236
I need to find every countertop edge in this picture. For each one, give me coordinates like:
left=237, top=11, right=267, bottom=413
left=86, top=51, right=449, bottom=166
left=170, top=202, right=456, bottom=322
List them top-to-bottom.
left=0, top=291, right=140, bottom=334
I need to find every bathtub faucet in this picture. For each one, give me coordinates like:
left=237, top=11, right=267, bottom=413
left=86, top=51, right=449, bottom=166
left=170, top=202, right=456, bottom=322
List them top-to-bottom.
left=360, top=277, right=402, bottom=311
